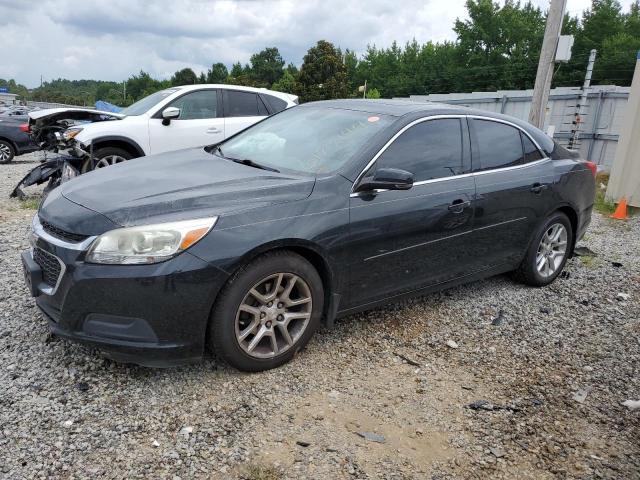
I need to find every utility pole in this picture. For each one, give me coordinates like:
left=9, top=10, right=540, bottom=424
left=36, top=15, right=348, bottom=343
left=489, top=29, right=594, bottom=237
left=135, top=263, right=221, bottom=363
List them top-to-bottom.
left=529, top=0, right=567, bottom=129
left=568, top=49, right=597, bottom=150
left=123, top=81, right=126, bottom=103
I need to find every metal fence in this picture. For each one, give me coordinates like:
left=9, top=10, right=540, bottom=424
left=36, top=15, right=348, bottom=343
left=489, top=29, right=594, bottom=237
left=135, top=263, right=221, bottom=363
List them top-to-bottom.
left=398, top=85, right=630, bottom=168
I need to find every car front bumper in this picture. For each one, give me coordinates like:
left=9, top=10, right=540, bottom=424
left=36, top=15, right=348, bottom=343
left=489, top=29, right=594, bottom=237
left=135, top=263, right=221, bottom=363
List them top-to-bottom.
left=21, top=228, right=229, bottom=367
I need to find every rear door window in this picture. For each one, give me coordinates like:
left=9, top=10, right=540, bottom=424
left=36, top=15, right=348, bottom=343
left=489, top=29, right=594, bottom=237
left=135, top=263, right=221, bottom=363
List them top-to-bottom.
left=223, top=90, right=263, bottom=117
left=471, top=119, right=524, bottom=171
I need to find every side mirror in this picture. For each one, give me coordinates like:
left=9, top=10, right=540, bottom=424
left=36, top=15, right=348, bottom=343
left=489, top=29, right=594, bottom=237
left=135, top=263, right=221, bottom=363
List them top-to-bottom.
left=161, top=107, right=180, bottom=125
left=355, top=168, right=414, bottom=193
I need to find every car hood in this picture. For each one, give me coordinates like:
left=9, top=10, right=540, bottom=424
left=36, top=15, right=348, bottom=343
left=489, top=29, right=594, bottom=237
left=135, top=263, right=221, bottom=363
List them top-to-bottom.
left=28, top=108, right=124, bottom=135
left=59, top=147, right=315, bottom=227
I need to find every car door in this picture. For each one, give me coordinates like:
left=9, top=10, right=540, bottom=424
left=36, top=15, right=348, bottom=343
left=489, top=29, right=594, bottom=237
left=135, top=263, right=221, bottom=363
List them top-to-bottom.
left=148, top=89, right=223, bottom=154
left=222, top=90, right=269, bottom=137
left=346, top=117, right=476, bottom=308
left=468, top=117, right=551, bottom=269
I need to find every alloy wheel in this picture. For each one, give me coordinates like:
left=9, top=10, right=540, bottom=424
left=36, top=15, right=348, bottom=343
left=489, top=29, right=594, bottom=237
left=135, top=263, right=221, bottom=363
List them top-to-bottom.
left=0, top=143, right=12, bottom=162
left=95, top=155, right=128, bottom=168
left=536, top=223, right=568, bottom=278
left=235, top=272, right=312, bottom=359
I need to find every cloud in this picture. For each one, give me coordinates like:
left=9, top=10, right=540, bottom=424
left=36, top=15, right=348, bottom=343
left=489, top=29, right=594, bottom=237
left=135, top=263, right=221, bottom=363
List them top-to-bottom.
left=0, top=0, right=635, bottom=88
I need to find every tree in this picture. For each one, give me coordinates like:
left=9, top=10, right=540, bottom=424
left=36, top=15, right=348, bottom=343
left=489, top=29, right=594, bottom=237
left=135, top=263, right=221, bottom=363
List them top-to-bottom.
left=453, top=0, right=545, bottom=91
left=627, top=0, right=640, bottom=36
left=595, top=32, right=640, bottom=84
left=296, top=40, right=349, bottom=101
left=250, top=47, right=285, bottom=87
left=343, top=49, right=360, bottom=93
left=230, top=62, right=244, bottom=78
left=206, top=63, right=229, bottom=83
left=170, top=68, right=198, bottom=86
left=271, top=70, right=297, bottom=93
left=126, top=71, right=163, bottom=101
left=0, top=78, right=30, bottom=98
left=365, top=87, right=381, bottom=99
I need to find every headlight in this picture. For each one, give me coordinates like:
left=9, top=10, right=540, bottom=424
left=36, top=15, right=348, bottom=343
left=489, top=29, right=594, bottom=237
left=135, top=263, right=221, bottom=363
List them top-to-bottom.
left=63, top=127, right=83, bottom=141
left=85, top=217, right=218, bottom=265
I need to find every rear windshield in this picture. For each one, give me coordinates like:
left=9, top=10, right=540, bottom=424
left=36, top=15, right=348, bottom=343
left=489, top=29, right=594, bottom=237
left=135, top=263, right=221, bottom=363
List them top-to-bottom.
left=216, top=106, right=394, bottom=174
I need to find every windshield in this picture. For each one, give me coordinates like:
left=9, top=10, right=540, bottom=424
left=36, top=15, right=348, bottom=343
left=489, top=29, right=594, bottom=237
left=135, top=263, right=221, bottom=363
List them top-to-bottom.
left=121, top=88, right=180, bottom=116
left=217, top=106, right=394, bottom=174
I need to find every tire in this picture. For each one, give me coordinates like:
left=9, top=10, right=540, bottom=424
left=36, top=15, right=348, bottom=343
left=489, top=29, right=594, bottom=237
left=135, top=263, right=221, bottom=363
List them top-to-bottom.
left=0, top=140, right=15, bottom=164
left=81, top=146, right=133, bottom=173
left=514, top=211, right=573, bottom=287
left=209, top=251, right=324, bottom=372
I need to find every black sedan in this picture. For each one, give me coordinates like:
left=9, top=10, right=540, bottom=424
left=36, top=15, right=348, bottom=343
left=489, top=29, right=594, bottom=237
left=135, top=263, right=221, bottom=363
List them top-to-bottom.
left=22, top=100, right=596, bottom=371
left=0, top=117, right=38, bottom=163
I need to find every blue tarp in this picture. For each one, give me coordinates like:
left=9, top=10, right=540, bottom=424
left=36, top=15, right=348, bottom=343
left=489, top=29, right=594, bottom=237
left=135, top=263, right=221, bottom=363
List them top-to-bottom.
left=95, top=100, right=123, bottom=113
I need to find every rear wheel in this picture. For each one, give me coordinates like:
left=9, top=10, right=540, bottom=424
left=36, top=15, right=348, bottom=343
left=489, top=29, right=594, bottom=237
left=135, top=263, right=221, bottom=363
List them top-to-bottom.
left=0, top=140, right=15, bottom=164
left=81, top=146, right=133, bottom=173
left=514, top=212, right=573, bottom=287
left=209, top=251, right=324, bottom=371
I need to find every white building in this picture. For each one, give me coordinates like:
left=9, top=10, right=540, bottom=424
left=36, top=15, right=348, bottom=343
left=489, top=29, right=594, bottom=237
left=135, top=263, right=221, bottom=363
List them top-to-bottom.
left=0, top=92, right=19, bottom=105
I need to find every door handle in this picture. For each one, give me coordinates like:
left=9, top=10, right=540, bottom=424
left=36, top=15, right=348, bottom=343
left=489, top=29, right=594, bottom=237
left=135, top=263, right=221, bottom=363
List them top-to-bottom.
left=206, top=127, right=221, bottom=134
left=530, top=182, right=548, bottom=194
left=448, top=199, right=471, bottom=213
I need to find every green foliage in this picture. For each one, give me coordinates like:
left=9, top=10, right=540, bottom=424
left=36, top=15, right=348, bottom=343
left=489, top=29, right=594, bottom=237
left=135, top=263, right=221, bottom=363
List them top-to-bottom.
left=295, top=40, right=349, bottom=101
left=249, top=47, right=285, bottom=87
left=206, top=63, right=229, bottom=83
left=170, top=68, right=198, bottom=86
left=271, top=70, right=296, bottom=93
left=0, top=78, right=29, bottom=98
left=365, top=87, right=381, bottom=99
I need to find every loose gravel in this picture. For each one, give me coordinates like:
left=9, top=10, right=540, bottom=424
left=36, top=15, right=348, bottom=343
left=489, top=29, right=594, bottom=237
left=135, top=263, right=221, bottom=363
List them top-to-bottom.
left=1, top=154, right=638, bottom=479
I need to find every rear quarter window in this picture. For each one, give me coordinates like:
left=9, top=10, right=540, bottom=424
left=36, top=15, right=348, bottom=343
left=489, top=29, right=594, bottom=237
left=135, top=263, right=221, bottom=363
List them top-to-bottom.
left=224, top=90, right=262, bottom=117
left=263, top=95, right=288, bottom=113
left=471, top=119, right=524, bottom=171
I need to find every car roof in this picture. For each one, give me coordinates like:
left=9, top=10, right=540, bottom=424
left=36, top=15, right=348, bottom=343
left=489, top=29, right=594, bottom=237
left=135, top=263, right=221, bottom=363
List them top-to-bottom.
left=176, top=84, right=297, bottom=102
left=301, top=99, right=555, bottom=154
left=301, top=99, right=461, bottom=116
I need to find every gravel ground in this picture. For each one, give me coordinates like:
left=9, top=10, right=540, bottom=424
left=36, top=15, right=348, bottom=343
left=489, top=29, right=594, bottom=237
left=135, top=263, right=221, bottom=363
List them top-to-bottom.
left=1, top=154, right=638, bottom=479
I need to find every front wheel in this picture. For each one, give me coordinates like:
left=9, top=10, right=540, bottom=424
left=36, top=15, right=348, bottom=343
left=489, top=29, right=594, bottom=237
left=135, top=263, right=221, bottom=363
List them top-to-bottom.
left=81, top=146, right=133, bottom=173
left=514, top=212, right=573, bottom=287
left=209, top=251, right=324, bottom=371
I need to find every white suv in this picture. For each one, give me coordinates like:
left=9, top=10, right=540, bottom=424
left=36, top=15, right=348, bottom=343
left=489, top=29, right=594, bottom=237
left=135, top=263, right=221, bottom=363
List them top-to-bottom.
left=29, top=85, right=297, bottom=170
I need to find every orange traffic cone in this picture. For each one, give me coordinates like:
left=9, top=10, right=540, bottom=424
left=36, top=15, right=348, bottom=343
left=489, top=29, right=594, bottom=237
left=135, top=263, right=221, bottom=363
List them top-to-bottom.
left=610, top=198, right=628, bottom=220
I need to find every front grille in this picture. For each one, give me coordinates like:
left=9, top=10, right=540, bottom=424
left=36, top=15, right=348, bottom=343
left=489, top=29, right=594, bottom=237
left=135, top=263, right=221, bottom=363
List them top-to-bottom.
left=40, top=219, right=88, bottom=243
left=33, top=248, right=62, bottom=288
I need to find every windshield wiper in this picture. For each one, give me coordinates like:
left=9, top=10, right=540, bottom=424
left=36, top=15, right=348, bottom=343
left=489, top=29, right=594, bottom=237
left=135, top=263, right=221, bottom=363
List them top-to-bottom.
left=227, top=157, right=280, bottom=173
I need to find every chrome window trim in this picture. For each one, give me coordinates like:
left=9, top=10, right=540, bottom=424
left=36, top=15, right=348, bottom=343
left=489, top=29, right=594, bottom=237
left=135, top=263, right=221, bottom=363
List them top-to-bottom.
left=350, top=113, right=549, bottom=197
left=467, top=114, right=545, bottom=153
left=472, top=157, right=551, bottom=176
left=32, top=215, right=97, bottom=251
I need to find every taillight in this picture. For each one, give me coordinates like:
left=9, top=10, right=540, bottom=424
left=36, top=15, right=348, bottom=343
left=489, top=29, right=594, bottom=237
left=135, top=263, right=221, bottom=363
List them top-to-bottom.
left=19, top=123, right=29, bottom=133
left=584, top=161, right=597, bottom=178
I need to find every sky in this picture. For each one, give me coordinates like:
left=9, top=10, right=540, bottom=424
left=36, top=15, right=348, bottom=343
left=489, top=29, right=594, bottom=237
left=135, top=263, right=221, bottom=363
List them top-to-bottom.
left=0, top=0, right=636, bottom=88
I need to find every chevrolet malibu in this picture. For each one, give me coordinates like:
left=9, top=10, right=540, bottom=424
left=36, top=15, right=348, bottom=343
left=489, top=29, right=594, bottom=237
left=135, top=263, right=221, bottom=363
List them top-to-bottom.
left=22, top=100, right=596, bottom=371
